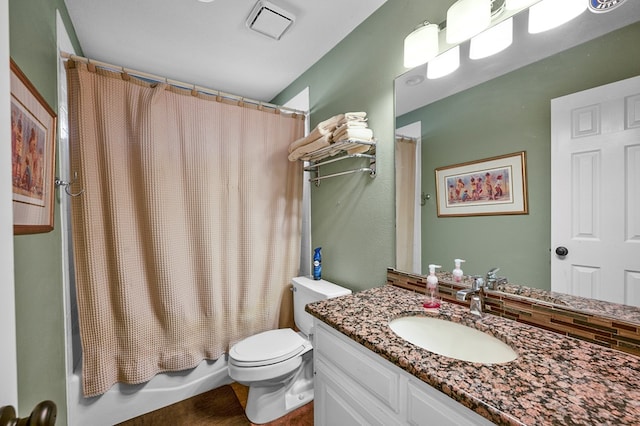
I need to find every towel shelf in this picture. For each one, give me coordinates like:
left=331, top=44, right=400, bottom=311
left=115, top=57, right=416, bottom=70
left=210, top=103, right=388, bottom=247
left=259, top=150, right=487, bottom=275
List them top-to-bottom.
left=303, top=139, right=377, bottom=186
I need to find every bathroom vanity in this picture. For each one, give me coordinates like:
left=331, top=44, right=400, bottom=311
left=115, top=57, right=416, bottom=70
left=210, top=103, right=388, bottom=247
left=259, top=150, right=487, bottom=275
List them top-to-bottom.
left=307, top=284, right=640, bottom=425
left=313, top=319, right=494, bottom=425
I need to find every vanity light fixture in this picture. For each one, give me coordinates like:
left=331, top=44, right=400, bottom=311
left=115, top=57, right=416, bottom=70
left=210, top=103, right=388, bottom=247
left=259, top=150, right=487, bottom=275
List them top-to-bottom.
left=446, top=0, right=492, bottom=44
left=505, top=0, right=539, bottom=10
left=528, top=0, right=587, bottom=34
left=469, top=17, right=513, bottom=60
left=403, top=22, right=440, bottom=69
left=427, top=46, right=460, bottom=79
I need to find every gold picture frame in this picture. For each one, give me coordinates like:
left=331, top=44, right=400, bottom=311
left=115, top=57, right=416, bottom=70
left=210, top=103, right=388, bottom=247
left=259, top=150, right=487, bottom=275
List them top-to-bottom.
left=10, top=59, right=57, bottom=234
left=435, top=151, right=528, bottom=217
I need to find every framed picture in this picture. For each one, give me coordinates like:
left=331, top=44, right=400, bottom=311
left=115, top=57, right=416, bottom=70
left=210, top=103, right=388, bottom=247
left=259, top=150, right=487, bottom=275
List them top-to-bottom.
left=10, top=59, right=57, bottom=234
left=435, top=151, right=528, bottom=217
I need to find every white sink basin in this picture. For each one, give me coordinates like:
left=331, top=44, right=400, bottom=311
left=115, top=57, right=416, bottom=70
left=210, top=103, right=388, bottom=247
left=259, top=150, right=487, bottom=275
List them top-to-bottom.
left=388, top=316, right=517, bottom=364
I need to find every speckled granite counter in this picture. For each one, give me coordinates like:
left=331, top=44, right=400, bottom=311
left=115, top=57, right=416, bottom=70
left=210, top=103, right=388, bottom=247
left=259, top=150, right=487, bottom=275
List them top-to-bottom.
left=306, top=284, right=640, bottom=426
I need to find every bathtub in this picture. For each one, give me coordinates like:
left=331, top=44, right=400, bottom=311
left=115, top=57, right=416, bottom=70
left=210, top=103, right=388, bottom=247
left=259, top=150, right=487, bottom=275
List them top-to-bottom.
left=67, top=357, right=233, bottom=426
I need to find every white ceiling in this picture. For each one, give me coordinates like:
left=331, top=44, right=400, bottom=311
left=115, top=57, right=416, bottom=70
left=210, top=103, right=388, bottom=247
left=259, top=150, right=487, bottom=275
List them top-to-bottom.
left=64, top=0, right=388, bottom=102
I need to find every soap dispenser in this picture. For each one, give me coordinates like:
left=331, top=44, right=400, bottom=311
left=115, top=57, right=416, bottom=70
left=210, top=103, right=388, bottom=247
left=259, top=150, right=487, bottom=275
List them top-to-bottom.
left=452, top=259, right=465, bottom=283
left=424, top=264, right=442, bottom=309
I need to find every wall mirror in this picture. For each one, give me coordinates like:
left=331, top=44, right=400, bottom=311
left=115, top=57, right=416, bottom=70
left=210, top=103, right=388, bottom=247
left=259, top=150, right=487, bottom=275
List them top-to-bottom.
left=394, top=2, right=640, bottom=323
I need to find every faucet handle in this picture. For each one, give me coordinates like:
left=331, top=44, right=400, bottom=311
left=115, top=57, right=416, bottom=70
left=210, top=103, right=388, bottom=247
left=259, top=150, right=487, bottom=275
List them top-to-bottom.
left=486, top=267, right=500, bottom=279
left=471, top=275, right=484, bottom=290
left=496, top=276, right=508, bottom=286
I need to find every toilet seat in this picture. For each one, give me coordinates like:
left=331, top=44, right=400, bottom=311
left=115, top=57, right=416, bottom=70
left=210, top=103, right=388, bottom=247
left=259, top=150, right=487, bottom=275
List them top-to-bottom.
left=229, top=328, right=308, bottom=367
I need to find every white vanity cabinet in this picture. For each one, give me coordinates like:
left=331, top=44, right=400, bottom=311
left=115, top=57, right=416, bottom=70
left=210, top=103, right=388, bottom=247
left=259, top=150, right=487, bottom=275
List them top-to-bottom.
left=312, top=320, right=494, bottom=426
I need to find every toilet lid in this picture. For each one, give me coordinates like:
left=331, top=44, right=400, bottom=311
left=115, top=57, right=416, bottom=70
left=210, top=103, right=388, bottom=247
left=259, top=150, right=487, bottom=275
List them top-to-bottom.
left=229, top=328, right=307, bottom=367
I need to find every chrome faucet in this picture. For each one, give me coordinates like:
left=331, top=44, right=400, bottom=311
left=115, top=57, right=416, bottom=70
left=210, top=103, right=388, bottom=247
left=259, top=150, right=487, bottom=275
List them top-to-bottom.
left=485, top=267, right=508, bottom=290
left=456, top=268, right=507, bottom=317
left=456, top=276, right=484, bottom=301
left=456, top=276, right=484, bottom=317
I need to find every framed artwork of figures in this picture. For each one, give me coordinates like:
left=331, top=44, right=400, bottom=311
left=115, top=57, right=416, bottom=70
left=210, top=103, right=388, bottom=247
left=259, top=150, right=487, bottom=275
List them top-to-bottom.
left=10, top=59, right=57, bottom=234
left=435, top=151, right=528, bottom=217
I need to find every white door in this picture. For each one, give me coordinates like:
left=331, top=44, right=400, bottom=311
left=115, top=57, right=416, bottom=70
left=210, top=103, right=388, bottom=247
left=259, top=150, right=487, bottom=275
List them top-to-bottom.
left=551, top=75, right=640, bottom=306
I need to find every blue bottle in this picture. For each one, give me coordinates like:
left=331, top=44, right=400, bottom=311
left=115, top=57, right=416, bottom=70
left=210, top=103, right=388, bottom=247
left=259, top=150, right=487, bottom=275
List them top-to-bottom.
left=313, top=247, right=322, bottom=280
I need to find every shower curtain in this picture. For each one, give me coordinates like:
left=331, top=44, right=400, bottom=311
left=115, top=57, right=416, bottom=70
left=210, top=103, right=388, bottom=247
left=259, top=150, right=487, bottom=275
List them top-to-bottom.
left=66, top=61, right=305, bottom=397
left=395, top=136, right=418, bottom=273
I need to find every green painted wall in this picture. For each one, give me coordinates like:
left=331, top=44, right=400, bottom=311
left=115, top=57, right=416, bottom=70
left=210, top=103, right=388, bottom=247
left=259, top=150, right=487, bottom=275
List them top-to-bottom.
left=9, top=0, right=81, bottom=423
left=272, top=0, right=454, bottom=292
left=274, top=2, right=640, bottom=293
left=397, top=22, right=640, bottom=289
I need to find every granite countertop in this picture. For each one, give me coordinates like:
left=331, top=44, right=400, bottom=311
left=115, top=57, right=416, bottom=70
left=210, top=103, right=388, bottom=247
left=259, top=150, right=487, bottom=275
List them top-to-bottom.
left=306, top=284, right=640, bottom=426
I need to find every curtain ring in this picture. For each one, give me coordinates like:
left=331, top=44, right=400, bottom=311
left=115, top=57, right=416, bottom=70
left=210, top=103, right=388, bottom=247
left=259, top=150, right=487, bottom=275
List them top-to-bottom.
left=86, top=58, right=96, bottom=73
left=120, top=66, right=131, bottom=81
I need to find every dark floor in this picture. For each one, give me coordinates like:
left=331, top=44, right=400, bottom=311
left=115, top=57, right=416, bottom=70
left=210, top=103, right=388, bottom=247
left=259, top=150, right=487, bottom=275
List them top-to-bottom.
left=116, top=383, right=313, bottom=426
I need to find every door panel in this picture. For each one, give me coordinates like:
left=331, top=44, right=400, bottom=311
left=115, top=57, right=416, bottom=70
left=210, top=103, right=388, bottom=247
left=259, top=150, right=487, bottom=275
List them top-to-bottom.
left=551, top=75, right=640, bottom=306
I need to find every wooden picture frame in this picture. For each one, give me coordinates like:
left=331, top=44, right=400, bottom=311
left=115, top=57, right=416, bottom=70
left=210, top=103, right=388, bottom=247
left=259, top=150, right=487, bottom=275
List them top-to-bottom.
left=10, top=59, right=57, bottom=234
left=435, top=151, right=528, bottom=217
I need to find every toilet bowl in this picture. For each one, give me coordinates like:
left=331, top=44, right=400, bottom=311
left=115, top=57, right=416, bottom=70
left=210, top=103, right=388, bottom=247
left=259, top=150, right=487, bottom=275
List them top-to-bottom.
left=228, top=276, right=351, bottom=424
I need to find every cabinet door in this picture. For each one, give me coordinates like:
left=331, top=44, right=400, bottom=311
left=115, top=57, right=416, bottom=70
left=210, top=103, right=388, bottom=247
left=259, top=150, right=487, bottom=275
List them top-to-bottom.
left=315, top=321, right=400, bottom=412
left=315, top=358, right=402, bottom=426
left=406, top=380, right=495, bottom=426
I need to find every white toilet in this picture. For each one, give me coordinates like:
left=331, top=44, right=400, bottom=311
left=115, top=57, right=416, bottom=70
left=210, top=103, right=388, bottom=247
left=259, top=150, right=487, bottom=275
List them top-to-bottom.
left=228, top=276, right=351, bottom=424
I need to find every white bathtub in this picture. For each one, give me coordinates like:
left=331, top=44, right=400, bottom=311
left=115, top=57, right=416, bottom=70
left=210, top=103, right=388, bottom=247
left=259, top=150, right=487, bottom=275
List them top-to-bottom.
left=67, top=357, right=233, bottom=426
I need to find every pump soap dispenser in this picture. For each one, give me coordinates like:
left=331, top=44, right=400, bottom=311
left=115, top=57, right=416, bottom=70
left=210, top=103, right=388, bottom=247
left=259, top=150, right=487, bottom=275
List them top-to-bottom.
left=452, top=259, right=465, bottom=283
left=424, top=264, right=442, bottom=309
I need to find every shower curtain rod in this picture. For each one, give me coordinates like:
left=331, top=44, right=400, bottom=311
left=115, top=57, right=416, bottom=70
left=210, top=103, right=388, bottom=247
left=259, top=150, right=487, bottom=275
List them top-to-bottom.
left=60, top=51, right=308, bottom=117
left=395, top=134, right=418, bottom=142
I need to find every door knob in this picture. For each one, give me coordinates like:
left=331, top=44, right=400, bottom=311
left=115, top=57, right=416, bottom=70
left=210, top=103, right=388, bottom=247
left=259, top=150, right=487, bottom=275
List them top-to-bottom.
left=555, top=246, right=568, bottom=256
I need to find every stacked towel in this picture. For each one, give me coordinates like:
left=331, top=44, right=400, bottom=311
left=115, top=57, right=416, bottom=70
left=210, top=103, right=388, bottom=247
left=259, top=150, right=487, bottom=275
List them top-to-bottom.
left=287, top=111, right=375, bottom=162
left=333, top=112, right=372, bottom=143
left=288, top=114, right=343, bottom=157
left=333, top=127, right=373, bottom=142
left=288, top=134, right=332, bottom=162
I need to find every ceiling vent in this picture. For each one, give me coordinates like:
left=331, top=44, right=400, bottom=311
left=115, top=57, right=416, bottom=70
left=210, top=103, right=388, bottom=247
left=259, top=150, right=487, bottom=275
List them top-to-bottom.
left=246, top=1, right=295, bottom=40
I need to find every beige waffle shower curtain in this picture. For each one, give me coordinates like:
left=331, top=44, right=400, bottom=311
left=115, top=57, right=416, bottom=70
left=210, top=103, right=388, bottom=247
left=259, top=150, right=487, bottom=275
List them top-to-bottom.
left=66, top=60, right=304, bottom=397
left=395, top=136, right=418, bottom=273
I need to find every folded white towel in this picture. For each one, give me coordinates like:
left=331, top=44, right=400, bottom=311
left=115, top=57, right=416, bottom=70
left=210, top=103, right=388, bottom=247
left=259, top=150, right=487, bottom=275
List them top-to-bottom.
left=345, top=112, right=367, bottom=120
left=288, top=113, right=343, bottom=153
left=318, top=113, right=344, bottom=133
left=337, top=117, right=368, bottom=127
left=334, top=122, right=368, bottom=135
left=333, top=127, right=374, bottom=142
left=288, top=134, right=332, bottom=162
left=324, top=140, right=372, bottom=157
left=346, top=144, right=372, bottom=155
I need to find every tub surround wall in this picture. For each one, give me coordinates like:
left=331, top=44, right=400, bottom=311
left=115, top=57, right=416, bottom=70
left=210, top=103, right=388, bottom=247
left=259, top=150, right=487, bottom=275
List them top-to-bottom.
left=9, top=2, right=82, bottom=422
left=387, top=268, right=640, bottom=357
left=306, top=284, right=640, bottom=425
left=69, top=358, right=232, bottom=426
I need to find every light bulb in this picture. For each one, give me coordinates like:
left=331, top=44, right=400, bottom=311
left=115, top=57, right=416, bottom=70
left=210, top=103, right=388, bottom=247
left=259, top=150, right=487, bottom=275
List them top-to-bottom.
left=446, top=0, right=492, bottom=44
left=529, top=0, right=587, bottom=34
left=470, top=17, right=514, bottom=60
left=403, top=23, right=439, bottom=69
left=427, top=46, right=460, bottom=79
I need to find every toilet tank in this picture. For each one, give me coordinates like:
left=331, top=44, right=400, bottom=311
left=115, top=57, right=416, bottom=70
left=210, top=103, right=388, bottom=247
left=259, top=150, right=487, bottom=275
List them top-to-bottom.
left=292, top=276, right=351, bottom=336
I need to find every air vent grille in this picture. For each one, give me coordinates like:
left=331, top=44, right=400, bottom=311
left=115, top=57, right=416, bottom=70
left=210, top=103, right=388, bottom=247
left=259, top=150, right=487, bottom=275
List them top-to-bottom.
left=246, top=1, right=295, bottom=40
